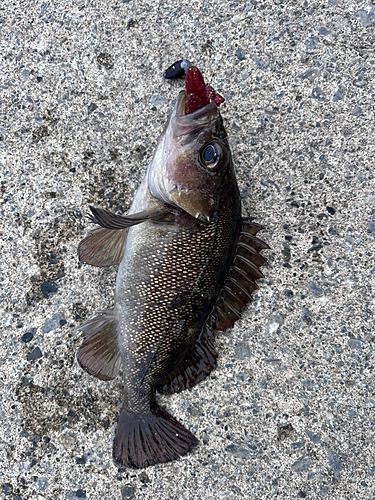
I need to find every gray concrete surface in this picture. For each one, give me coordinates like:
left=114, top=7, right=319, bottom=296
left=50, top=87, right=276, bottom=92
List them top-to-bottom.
left=1, top=0, right=375, bottom=498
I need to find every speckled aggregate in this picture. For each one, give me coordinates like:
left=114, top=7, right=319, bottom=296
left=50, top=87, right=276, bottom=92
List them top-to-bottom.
left=1, top=0, right=375, bottom=499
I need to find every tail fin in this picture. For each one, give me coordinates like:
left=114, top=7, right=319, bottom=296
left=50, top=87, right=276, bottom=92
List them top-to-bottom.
left=113, top=405, right=198, bottom=468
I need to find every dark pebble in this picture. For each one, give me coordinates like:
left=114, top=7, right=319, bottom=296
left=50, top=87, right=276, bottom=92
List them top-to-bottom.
left=235, top=48, right=245, bottom=60
left=88, top=103, right=98, bottom=115
left=326, top=206, right=335, bottom=215
left=309, top=281, right=322, bottom=297
left=41, top=282, right=58, bottom=299
left=22, top=328, right=36, bottom=343
left=27, top=347, right=42, bottom=361
left=277, top=423, right=294, bottom=441
left=225, top=443, right=252, bottom=459
left=75, top=456, right=87, bottom=464
left=139, top=472, right=150, bottom=483
left=2, top=483, right=13, bottom=494
left=121, top=486, right=136, bottom=500
left=75, top=490, right=86, bottom=499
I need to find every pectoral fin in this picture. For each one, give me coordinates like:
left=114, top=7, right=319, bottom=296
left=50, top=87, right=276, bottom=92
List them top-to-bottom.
left=78, top=206, right=171, bottom=267
left=88, top=206, right=170, bottom=230
left=78, top=226, right=128, bottom=267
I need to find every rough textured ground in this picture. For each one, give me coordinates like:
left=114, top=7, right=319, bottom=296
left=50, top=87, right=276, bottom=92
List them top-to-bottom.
left=1, top=0, right=375, bottom=499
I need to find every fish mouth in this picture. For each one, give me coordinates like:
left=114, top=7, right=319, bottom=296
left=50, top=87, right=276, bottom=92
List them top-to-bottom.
left=171, top=91, right=219, bottom=139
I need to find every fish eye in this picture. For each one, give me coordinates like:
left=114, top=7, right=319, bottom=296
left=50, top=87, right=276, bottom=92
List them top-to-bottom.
left=201, top=143, right=222, bottom=169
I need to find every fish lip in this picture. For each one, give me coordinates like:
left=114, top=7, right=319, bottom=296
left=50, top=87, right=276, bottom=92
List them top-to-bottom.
left=171, top=91, right=219, bottom=139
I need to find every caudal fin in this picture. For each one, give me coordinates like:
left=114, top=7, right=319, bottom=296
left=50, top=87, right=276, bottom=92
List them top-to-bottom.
left=113, top=406, right=198, bottom=468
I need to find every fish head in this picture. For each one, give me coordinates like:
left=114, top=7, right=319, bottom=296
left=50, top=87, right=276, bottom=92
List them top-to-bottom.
left=147, top=89, right=238, bottom=223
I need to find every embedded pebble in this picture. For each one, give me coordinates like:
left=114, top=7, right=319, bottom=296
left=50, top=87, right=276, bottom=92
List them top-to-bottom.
left=235, top=48, right=245, bottom=60
left=332, top=86, right=344, bottom=102
left=311, top=87, right=325, bottom=101
left=151, top=94, right=168, bottom=105
left=88, top=103, right=98, bottom=115
left=352, top=106, right=363, bottom=116
left=232, top=120, right=241, bottom=131
left=308, top=281, right=322, bottom=297
left=41, top=282, right=58, bottom=299
left=21, top=328, right=36, bottom=343
left=347, top=339, right=362, bottom=350
left=27, top=347, right=42, bottom=361
left=304, top=430, right=321, bottom=443
left=291, top=455, right=311, bottom=472
left=37, top=477, right=48, bottom=491
left=121, top=486, right=136, bottom=499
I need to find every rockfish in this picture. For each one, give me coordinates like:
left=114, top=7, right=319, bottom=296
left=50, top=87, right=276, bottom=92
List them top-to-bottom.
left=77, top=66, right=268, bottom=468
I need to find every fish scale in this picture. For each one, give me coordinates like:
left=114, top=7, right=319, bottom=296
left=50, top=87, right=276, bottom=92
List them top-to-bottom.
left=76, top=67, right=268, bottom=468
left=116, top=201, right=239, bottom=414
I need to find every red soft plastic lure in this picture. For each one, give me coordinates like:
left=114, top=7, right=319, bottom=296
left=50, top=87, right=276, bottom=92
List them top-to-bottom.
left=184, top=66, right=225, bottom=115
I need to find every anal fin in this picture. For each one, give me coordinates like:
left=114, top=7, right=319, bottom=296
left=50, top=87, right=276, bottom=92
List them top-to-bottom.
left=77, top=309, right=121, bottom=381
left=157, top=326, right=217, bottom=395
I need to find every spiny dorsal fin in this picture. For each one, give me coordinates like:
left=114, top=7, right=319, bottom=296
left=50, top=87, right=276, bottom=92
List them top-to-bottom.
left=214, top=218, right=269, bottom=332
left=78, top=226, right=128, bottom=267
left=77, top=309, right=121, bottom=381
left=157, top=326, right=217, bottom=395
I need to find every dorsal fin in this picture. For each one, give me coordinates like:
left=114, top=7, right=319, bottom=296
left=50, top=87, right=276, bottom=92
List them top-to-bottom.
left=214, top=217, right=269, bottom=331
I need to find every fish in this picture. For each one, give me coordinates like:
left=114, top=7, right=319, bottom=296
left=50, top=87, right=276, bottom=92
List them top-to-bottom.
left=76, top=66, right=269, bottom=469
